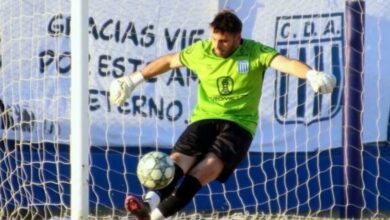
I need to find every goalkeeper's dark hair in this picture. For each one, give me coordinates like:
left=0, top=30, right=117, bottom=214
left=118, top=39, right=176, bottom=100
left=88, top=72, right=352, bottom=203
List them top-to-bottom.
left=210, top=10, right=242, bottom=34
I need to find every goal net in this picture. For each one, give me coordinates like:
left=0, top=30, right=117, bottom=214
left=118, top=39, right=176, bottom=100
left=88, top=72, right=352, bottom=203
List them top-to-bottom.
left=1, top=0, right=390, bottom=219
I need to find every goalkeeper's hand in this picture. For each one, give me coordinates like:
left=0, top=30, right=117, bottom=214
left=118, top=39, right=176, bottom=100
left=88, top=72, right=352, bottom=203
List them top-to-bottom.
left=306, top=70, right=336, bottom=94
left=109, top=71, right=145, bottom=106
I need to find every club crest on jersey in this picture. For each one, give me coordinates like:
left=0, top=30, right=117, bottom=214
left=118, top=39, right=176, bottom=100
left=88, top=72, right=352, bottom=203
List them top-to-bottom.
left=273, top=13, right=343, bottom=125
left=237, top=60, right=249, bottom=73
left=217, top=76, right=234, bottom=95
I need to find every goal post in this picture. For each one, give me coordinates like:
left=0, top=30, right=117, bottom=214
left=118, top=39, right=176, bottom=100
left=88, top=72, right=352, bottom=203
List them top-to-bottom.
left=70, top=0, right=90, bottom=219
left=342, top=0, right=365, bottom=218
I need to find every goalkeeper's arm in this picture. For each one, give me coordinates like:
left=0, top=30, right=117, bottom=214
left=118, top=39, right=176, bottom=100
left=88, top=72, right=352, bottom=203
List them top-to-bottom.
left=109, top=52, right=183, bottom=106
left=270, top=54, right=336, bottom=94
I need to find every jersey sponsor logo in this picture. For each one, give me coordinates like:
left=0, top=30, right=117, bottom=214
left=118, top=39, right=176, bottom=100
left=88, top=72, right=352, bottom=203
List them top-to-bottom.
left=273, top=13, right=343, bottom=125
left=237, top=60, right=249, bottom=73
left=217, top=76, right=234, bottom=95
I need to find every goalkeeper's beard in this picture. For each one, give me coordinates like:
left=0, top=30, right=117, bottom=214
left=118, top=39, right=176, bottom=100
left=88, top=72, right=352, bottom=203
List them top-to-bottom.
left=213, top=45, right=239, bottom=58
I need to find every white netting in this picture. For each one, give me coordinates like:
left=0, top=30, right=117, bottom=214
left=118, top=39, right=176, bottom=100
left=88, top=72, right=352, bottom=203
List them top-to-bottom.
left=1, top=0, right=390, bottom=219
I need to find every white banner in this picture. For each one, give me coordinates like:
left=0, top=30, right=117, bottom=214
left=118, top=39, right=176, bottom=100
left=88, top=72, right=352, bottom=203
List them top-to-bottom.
left=1, top=0, right=389, bottom=152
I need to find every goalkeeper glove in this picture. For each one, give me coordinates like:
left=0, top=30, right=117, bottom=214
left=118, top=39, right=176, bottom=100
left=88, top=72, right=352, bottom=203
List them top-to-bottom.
left=306, top=70, right=336, bottom=94
left=109, top=71, right=145, bottom=106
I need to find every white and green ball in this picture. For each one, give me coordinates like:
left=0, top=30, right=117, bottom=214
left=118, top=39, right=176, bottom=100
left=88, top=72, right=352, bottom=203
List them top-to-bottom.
left=137, top=151, right=175, bottom=190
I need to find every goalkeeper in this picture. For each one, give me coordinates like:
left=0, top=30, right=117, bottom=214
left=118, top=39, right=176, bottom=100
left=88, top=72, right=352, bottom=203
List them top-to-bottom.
left=110, top=10, right=336, bottom=220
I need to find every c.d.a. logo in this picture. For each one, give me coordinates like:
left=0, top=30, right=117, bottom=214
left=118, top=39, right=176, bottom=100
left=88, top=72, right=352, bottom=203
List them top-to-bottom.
left=273, top=13, right=343, bottom=125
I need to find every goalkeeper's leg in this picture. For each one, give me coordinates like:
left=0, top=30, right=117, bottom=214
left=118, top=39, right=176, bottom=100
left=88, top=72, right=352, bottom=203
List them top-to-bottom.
left=150, top=152, right=224, bottom=220
left=125, top=163, right=184, bottom=218
left=144, top=163, right=184, bottom=209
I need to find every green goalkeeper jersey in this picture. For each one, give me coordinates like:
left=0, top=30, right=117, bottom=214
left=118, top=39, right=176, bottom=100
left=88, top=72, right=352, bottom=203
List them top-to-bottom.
left=179, top=39, right=278, bottom=136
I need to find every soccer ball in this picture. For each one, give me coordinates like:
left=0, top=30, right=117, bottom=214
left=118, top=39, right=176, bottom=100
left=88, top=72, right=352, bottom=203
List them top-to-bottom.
left=136, top=151, right=175, bottom=190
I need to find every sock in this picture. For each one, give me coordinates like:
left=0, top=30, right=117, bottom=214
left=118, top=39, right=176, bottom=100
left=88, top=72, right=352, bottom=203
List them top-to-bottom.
left=156, top=163, right=184, bottom=200
left=157, top=175, right=202, bottom=218
left=143, top=191, right=160, bottom=210
left=150, top=208, right=172, bottom=220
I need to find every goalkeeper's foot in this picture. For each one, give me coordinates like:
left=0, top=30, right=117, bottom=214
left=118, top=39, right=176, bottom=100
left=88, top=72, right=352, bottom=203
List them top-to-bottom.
left=125, top=195, right=151, bottom=220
